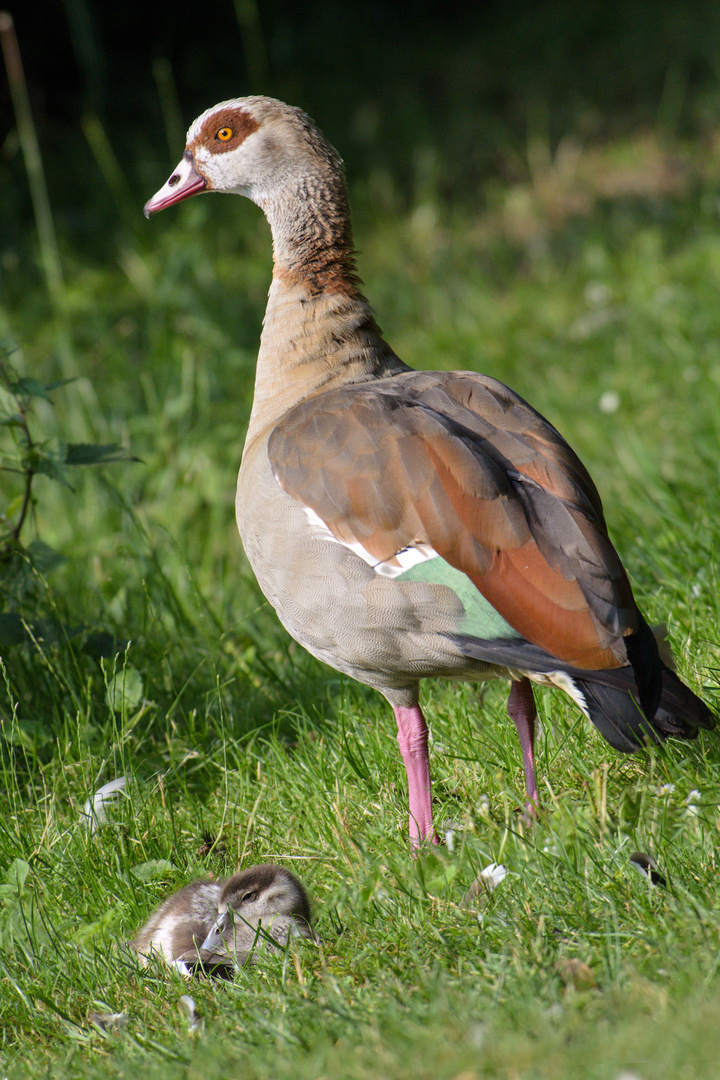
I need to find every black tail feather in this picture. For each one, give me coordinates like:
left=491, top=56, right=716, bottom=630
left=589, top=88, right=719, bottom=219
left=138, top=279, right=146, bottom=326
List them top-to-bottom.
left=623, top=613, right=662, bottom=721
left=574, top=664, right=715, bottom=753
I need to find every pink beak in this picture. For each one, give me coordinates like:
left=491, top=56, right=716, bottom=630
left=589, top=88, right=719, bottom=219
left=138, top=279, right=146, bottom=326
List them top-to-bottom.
left=144, top=151, right=207, bottom=217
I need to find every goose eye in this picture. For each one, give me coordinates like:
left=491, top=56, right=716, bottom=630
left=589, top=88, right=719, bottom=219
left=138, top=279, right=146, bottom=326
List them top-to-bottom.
left=216, top=127, right=234, bottom=142
left=242, top=890, right=258, bottom=904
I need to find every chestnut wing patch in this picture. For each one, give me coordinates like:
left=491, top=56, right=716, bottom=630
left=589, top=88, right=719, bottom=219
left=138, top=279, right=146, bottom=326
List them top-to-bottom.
left=268, top=372, right=638, bottom=669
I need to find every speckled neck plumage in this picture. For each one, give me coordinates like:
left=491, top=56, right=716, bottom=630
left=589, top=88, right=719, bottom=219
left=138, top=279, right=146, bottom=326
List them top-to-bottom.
left=244, top=183, right=408, bottom=452
left=244, top=276, right=407, bottom=454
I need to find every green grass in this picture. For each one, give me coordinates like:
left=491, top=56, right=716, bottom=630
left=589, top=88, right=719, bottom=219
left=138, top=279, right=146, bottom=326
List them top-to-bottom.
left=1, top=122, right=720, bottom=1079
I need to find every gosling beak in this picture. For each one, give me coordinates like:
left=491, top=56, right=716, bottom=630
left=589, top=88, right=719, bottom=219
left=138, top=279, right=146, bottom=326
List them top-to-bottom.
left=144, top=151, right=207, bottom=218
left=201, top=910, right=232, bottom=951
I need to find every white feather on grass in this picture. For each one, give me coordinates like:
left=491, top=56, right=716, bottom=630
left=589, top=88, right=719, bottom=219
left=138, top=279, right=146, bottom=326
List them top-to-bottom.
left=80, top=776, right=128, bottom=832
left=461, top=862, right=508, bottom=907
left=179, top=995, right=202, bottom=1032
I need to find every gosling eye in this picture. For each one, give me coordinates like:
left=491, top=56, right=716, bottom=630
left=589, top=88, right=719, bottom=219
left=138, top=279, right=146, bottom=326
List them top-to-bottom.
left=216, top=127, right=234, bottom=142
left=241, top=890, right=258, bottom=904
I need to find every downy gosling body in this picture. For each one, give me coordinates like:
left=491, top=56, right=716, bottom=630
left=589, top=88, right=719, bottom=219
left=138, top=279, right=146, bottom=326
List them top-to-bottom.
left=131, top=863, right=315, bottom=976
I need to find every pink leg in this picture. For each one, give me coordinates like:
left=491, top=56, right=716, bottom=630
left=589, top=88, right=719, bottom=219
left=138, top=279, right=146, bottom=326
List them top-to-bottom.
left=507, top=677, right=539, bottom=819
left=394, top=704, right=441, bottom=847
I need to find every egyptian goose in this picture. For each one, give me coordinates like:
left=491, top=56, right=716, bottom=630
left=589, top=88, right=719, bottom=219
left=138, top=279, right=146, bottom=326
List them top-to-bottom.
left=145, top=97, right=715, bottom=846
left=131, top=863, right=314, bottom=975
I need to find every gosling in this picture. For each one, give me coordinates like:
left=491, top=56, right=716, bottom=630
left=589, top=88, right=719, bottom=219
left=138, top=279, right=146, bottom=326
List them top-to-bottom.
left=131, top=863, right=315, bottom=976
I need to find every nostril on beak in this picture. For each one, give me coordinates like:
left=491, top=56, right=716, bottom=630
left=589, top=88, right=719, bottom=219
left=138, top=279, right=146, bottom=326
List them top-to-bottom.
left=168, top=174, right=180, bottom=187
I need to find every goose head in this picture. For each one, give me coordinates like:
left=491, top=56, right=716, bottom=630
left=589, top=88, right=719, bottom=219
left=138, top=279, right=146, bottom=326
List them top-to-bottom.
left=144, top=95, right=346, bottom=217
left=144, top=97, right=355, bottom=289
left=200, top=863, right=314, bottom=955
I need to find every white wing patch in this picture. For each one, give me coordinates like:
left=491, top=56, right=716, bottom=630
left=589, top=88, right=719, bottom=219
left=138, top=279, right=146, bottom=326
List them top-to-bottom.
left=302, top=507, right=440, bottom=577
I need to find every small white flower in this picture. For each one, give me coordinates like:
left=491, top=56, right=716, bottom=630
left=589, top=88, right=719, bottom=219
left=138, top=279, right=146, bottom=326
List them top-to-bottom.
left=599, top=390, right=620, bottom=414
left=659, top=783, right=675, bottom=795
left=686, top=789, right=701, bottom=816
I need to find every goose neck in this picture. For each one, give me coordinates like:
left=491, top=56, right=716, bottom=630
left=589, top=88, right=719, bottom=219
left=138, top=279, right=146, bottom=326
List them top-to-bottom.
left=243, top=273, right=409, bottom=452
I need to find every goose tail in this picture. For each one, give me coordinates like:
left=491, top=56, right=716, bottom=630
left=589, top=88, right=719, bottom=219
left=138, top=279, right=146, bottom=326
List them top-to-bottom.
left=572, top=665, right=715, bottom=752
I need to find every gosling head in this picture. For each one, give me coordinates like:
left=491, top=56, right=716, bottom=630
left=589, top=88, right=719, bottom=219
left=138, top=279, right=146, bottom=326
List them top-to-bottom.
left=201, top=863, right=313, bottom=954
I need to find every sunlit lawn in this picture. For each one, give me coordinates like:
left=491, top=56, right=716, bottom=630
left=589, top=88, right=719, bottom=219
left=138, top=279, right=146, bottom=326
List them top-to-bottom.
left=1, top=122, right=719, bottom=1078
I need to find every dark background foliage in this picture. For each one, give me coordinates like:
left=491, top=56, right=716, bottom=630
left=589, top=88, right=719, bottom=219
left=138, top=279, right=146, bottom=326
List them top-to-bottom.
left=4, top=0, right=720, bottom=253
